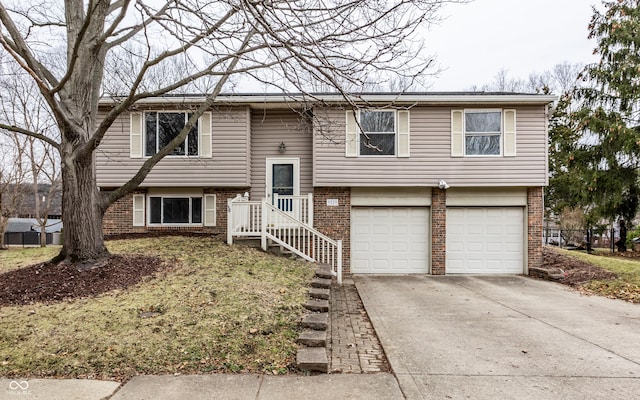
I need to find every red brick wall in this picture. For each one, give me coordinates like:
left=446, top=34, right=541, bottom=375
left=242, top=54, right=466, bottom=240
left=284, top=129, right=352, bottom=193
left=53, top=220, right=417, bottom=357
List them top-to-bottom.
left=102, top=187, right=248, bottom=237
left=313, top=187, right=351, bottom=271
left=527, top=187, right=544, bottom=271
left=431, top=188, right=447, bottom=275
left=103, top=191, right=148, bottom=235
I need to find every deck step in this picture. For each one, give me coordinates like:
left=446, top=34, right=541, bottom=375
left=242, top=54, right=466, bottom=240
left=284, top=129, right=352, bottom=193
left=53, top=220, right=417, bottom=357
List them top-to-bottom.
left=315, top=267, right=333, bottom=279
left=311, top=277, right=332, bottom=289
left=308, top=287, right=330, bottom=300
left=304, top=299, right=329, bottom=312
left=301, top=313, right=329, bottom=330
left=297, top=329, right=327, bottom=347
left=297, top=347, right=328, bottom=373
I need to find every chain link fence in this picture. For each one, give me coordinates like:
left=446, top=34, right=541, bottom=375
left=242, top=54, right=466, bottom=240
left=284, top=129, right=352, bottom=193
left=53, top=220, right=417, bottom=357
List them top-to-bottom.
left=544, top=228, right=624, bottom=253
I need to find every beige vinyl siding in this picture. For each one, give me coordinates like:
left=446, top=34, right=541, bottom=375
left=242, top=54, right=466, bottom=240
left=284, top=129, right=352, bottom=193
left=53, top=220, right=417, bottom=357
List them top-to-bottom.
left=313, top=105, right=548, bottom=187
left=96, top=107, right=251, bottom=187
left=250, top=109, right=313, bottom=199
left=351, top=187, right=432, bottom=206
left=446, top=187, right=527, bottom=206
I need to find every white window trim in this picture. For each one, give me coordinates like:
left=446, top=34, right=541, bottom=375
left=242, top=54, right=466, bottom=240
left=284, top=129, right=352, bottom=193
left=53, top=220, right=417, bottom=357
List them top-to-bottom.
left=463, top=108, right=503, bottom=157
left=358, top=109, right=398, bottom=157
left=143, top=111, right=203, bottom=158
left=265, top=157, right=301, bottom=200
left=146, top=194, right=204, bottom=227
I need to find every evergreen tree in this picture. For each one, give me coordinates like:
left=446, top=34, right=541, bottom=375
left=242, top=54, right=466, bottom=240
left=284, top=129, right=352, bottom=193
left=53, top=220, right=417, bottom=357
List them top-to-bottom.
left=568, top=0, right=640, bottom=225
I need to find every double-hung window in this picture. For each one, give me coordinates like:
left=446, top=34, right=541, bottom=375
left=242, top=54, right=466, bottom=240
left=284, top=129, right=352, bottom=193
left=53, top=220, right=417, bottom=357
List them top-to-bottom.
left=345, top=109, right=410, bottom=157
left=451, top=109, right=516, bottom=157
left=360, top=110, right=396, bottom=156
left=464, top=110, right=502, bottom=156
left=144, top=112, right=199, bottom=156
left=149, top=196, right=202, bottom=225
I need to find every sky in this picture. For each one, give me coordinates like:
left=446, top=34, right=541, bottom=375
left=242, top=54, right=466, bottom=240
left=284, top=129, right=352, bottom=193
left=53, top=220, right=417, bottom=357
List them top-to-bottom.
left=426, top=0, right=599, bottom=91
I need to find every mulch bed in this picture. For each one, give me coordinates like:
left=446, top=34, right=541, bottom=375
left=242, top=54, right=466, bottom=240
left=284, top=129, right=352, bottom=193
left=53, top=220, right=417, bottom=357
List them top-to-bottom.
left=542, top=247, right=618, bottom=286
left=0, top=255, right=166, bottom=306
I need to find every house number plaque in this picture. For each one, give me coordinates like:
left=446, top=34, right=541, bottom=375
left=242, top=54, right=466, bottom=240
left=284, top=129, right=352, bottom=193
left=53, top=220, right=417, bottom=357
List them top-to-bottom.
left=326, top=199, right=339, bottom=206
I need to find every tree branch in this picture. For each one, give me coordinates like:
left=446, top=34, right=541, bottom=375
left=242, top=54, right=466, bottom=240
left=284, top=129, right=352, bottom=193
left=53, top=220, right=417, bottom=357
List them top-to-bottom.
left=103, top=1, right=173, bottom=49
left=103, top=29, right=256, bottom=211
left=0, top=123, right=61, bottom=150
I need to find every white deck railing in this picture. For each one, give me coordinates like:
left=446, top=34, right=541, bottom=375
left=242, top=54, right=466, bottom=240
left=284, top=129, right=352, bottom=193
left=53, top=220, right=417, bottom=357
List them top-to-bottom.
left=272, top=193, right=313, bottom=226
left=227, top=194, right=342, bottom=284
left=226, top=195, right=262, bottom=241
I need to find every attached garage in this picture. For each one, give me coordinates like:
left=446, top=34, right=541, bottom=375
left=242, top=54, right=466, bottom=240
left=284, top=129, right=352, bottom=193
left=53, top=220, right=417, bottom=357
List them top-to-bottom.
left=350, top=188, right=431, bottom=274
left=446, top=206, right=525, bottom=274
left=352, top=207, right=429, bottom=273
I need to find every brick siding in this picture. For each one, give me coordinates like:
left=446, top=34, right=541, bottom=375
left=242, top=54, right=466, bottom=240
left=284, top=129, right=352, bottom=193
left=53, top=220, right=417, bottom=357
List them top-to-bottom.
left=102, top=187, right=248, bottom=238
left=313, top=187, right=351, bottom=272
left=527, top=187, right=544, bottom=271
left=431, top=188, right=447, bottom=275
left=102, top=191, right=148, bottom=236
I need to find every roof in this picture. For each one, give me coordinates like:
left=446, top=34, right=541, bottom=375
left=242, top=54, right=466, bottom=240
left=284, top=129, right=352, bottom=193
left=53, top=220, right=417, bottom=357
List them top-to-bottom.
left=99, top=92, right=558, bottom=108
left=3, top=184, right=62, bottom=217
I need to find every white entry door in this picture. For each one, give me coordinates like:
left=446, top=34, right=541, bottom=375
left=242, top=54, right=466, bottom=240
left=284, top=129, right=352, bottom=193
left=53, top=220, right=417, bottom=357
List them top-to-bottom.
left=266, top=158, right=300, bottom=210
left=351, top=207, right=429, bottom=274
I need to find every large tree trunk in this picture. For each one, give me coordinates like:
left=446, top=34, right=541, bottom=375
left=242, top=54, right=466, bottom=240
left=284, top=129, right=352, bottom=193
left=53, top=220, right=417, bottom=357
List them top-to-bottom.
left=55, top=149, right=108, bottom=264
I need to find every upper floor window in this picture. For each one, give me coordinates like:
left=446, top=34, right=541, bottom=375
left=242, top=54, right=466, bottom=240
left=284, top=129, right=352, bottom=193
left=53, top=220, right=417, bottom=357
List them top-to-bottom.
left=345, top=109, right=409, bottom=158
left=451, top=109, right=516, bottom=157
left=360, top=110, right=396, bottom=156
left=464, top=110, right=502, bottom=156
left=144, top=112, right=198, bottom=157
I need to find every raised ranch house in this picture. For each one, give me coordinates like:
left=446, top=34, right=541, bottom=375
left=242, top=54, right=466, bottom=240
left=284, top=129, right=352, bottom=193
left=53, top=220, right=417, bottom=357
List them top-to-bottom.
left=97, top=93, right=555, bottom=282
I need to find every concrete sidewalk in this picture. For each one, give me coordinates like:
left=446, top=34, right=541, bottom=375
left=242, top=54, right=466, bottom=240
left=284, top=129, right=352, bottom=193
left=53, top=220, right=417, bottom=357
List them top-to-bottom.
left=2, top=373, right=403, bottom=399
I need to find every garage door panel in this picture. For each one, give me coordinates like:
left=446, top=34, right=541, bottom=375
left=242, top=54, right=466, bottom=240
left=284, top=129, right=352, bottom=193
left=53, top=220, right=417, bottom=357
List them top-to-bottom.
left=352, top=207, right=429, bottom=274
left=447, top=207, right=524, bottom=274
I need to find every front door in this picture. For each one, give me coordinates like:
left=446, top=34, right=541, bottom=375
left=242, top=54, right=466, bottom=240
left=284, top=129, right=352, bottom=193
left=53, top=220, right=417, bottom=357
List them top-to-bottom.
left=266, top=158, right=300, bottom=211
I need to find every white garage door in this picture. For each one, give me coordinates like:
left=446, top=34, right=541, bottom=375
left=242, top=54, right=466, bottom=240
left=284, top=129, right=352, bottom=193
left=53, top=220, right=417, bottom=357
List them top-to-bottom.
left=351, top=207, right=429, bottom=274
left=446, top=207, right=524, bottom=274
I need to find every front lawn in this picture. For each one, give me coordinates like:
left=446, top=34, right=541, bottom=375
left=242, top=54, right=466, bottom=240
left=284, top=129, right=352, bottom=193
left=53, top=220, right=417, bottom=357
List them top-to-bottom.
left=0, top=237, right=314, bottom=380
left=0, top=246, right=62, bottom=273
left=546, top=247, right=640, bottom=303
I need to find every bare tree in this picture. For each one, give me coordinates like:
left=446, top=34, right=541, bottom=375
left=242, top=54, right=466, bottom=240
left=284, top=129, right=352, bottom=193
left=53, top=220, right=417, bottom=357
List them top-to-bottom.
left=0, top=0, right=463, bottom=265
left=0, top=58, right=61, bottom=247
left=469, top=63, right=584, bottom=95
left=0, top=133, right=28, bottom=248
left=28, top=138, right=61, bottom=247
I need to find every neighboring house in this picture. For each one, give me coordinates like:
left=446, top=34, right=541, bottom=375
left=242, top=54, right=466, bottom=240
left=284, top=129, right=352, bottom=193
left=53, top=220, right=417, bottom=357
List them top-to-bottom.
left=97, top=92, right=555, bottom=277
left=3, top=183, right=62, bottom=219
left=19, top=184, right=62, bottom=219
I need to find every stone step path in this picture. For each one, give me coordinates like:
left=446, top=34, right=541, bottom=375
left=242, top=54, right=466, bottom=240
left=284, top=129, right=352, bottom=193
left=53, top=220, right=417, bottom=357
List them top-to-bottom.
left=296, top=266, right=333, bottom=373
left=311, top=277, right=332, bottom=289
left=308, top=287, right=330, bottom=300
left=304, top=299, right=329, bottom=312
left=301, top=313, right=328, bottom=330
left=298, top=329, right=327, bottom=347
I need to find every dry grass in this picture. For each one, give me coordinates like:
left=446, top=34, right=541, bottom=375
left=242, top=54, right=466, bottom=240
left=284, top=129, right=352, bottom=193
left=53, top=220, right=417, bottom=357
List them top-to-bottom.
left=0, top=237, right=315, bottom=380
left=0, top=246, right=62, bottom=273
left=553, top=248, right=640, bottom=303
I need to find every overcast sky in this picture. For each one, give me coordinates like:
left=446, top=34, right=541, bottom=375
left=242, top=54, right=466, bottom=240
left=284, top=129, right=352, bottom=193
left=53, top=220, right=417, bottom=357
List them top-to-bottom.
left=426, top=0, right=599, bottom=91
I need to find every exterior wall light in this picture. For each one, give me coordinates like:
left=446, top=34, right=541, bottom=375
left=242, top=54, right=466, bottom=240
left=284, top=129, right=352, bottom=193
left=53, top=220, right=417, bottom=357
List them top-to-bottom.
left=279, top=142, right=286, bottom=153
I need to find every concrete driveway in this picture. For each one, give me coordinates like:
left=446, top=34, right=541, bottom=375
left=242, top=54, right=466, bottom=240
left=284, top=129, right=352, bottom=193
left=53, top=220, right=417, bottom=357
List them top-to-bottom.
left=355, top=275, right=640, bottom=399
